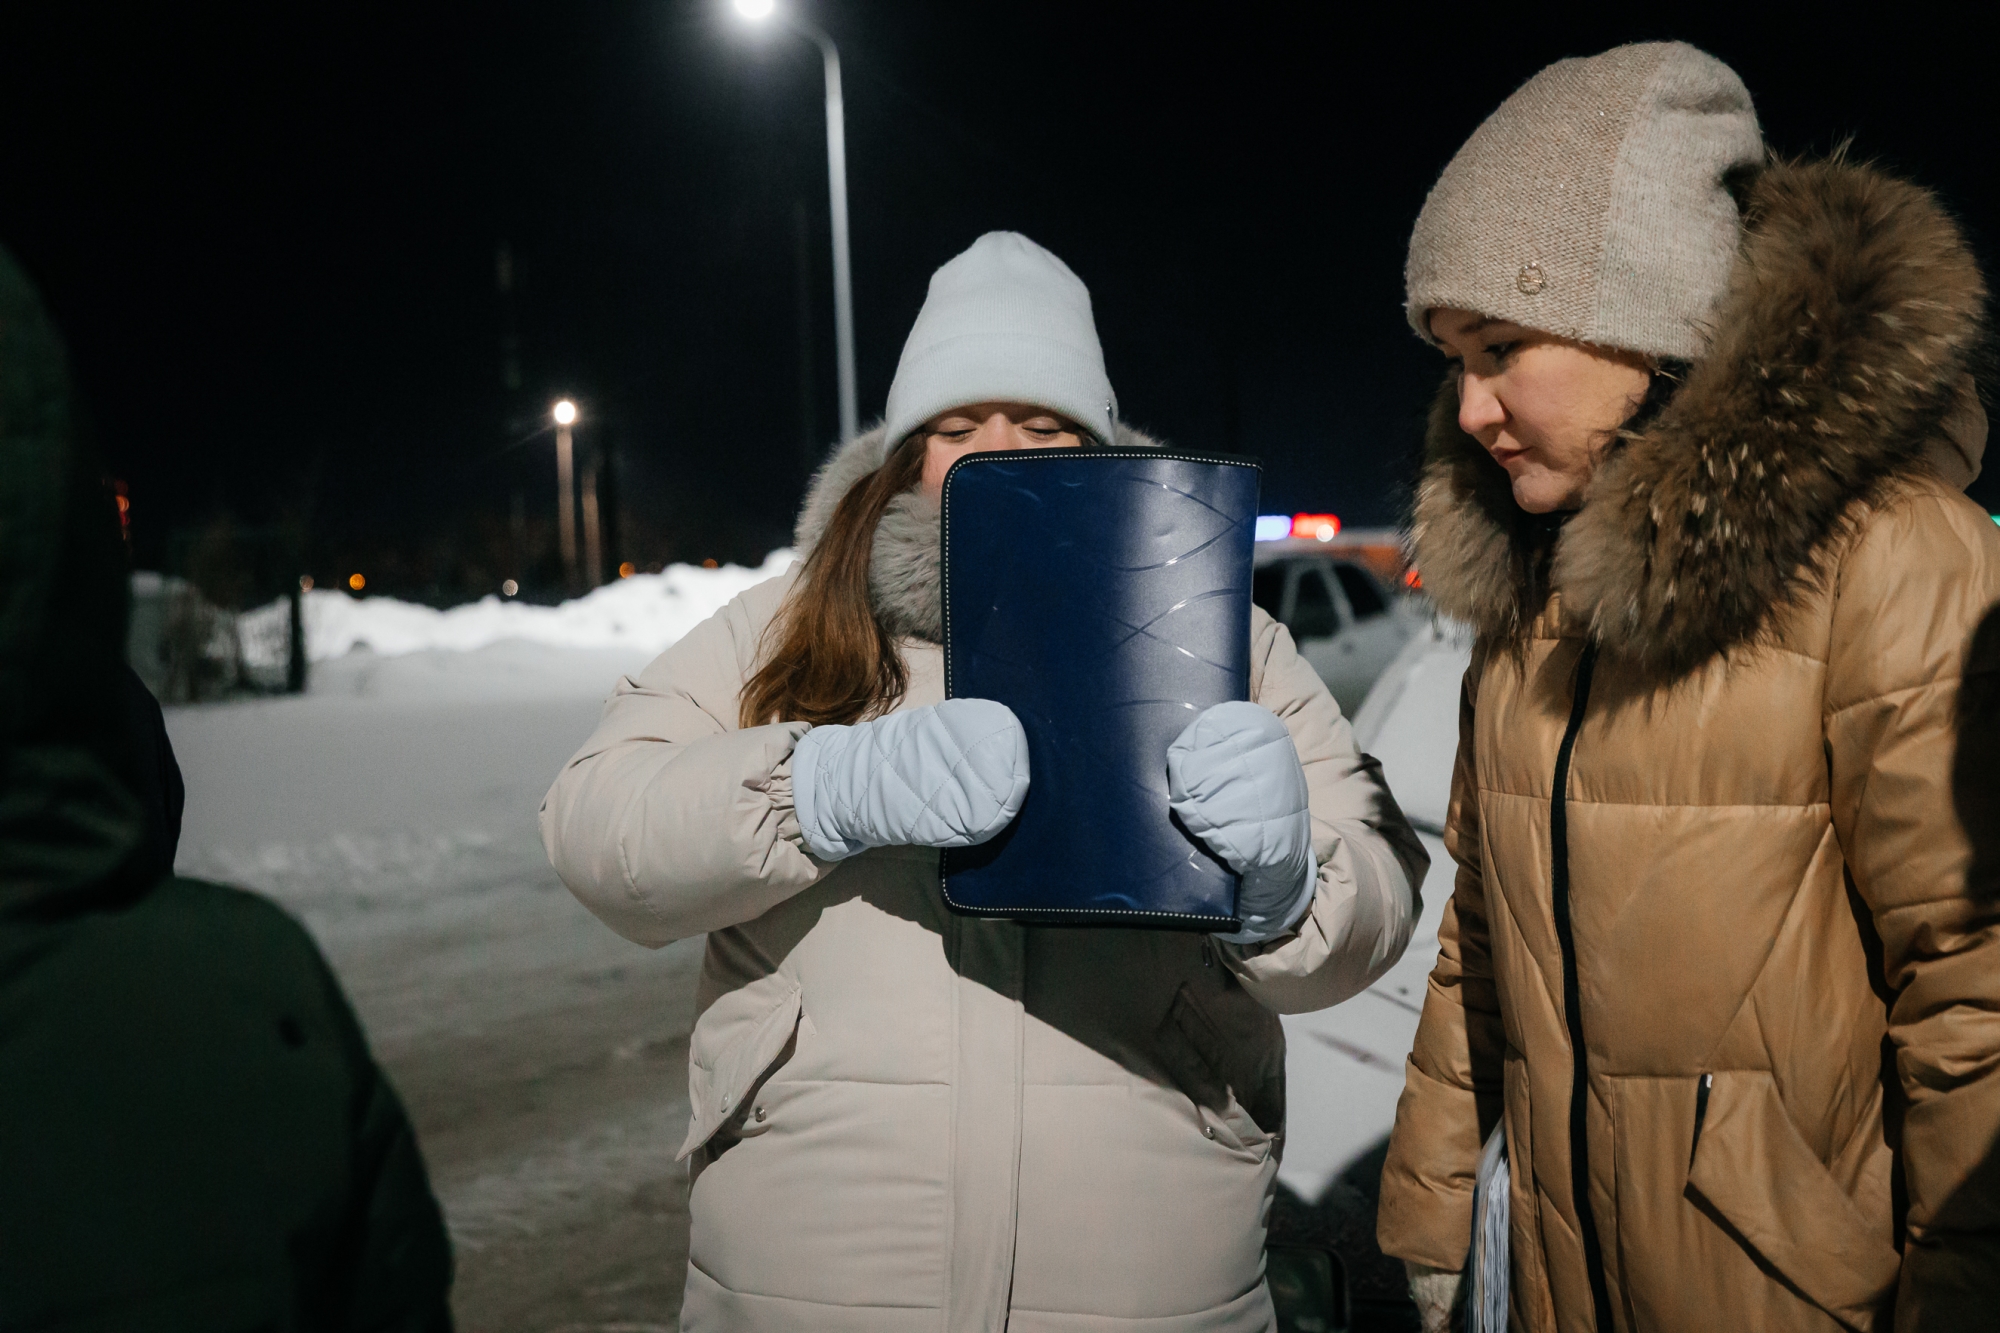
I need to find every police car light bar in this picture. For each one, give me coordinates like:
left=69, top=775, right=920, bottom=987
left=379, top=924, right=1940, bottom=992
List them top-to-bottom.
left=1254, top=513, right=1345, bottom=542
left=1254, top=515, right=1293, bottom=541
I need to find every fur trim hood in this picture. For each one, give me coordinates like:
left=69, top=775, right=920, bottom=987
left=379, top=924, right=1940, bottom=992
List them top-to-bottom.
left=1410, top=156, right=1989, bottom=676
left=793, top=422, right=1165, bottom=643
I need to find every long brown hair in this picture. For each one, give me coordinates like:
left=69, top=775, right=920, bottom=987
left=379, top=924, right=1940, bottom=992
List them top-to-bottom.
left=740, top=433, right=928, bottom=728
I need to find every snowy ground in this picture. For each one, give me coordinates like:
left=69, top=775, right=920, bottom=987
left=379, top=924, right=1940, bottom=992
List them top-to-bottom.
left=162, top=561, right=1467, bottom=1331
left=1275, top=621, right=1468, bottom=1204
left=168, top=641, right=703, bottom=1331
left=1276, top=836, right=1449, bottom=1199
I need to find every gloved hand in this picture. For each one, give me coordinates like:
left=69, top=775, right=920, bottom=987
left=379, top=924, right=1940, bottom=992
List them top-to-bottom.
left=791, top=698, right=1030, bottom=861
left=1166, top=700, right=1316, bottom=944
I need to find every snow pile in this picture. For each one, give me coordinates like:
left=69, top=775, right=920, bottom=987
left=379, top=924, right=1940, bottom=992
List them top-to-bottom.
left=238, top=551, right=793, bottom=664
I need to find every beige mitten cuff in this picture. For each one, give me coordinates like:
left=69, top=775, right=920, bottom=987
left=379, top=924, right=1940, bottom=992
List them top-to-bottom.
left=1405, top=1261, right=1464, bottom=1333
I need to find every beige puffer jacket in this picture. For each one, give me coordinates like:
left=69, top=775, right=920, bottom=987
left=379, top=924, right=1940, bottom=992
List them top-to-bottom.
left=1378, top=158, right=2000, bottom=1331
left=541, top=432, right=1430, bottom=1333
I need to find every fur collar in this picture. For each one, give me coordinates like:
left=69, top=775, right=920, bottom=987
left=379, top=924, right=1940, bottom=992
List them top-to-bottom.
left=1410, top=156, right=1988, bottom=676
left=793, top=423, right=1165, bottom=643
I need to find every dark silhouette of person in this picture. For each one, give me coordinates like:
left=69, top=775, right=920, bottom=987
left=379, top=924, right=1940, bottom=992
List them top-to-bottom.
left=0, top=242, right=454, bottom=1331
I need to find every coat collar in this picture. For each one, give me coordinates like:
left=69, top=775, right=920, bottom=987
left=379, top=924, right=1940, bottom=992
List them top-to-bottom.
left=1410, top=156, right=1988, bottom=676
left=792, top=423, right=1166, bottom=644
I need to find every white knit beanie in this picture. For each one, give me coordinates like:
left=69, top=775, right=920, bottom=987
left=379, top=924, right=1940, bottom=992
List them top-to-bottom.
left=1406, top=41, right=1764, bottom=361
left=881, top=231, right=1117, bottom=450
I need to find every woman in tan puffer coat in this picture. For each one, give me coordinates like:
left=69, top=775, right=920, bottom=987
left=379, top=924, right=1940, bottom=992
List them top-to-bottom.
left=1375, top=42, right=2000, bottom=1333
left=543, top=232, right=1429, bottom=1332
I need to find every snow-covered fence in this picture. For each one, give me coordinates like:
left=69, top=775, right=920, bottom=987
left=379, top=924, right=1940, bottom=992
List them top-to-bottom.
left=129, top=570, right=270, bottom=702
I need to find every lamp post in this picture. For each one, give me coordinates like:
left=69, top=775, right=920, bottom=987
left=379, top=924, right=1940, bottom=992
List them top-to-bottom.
left=730, top=0, right=858, bottom=446
left=553, top=398, right=580, bottom=592
left=580, top=454, right=604, bottom=588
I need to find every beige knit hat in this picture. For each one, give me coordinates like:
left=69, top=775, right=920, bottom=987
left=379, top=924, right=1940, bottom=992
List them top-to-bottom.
left=1405, top=41, right=1764, bottom=361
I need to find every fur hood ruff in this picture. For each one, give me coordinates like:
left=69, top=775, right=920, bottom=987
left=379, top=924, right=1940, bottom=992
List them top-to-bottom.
left=1411, top=156, right=1989, bottom=676
left=791, top=423, right=1164, bottom=644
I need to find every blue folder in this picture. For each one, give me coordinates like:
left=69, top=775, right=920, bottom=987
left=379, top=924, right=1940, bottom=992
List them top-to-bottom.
left=939, top=448, right=1262, bottom=929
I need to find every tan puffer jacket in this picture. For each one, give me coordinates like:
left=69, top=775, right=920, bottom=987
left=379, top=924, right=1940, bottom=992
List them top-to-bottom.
left=1377, top=158, right=2000, bottom=1332
left=541, top=433, right=1430, bottom=1333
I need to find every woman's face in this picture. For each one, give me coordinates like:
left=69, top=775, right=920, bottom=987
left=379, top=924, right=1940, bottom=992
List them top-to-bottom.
left=1428, top=307, right=1653, bottom=513
left=918, top=402, right=1083, bottom=498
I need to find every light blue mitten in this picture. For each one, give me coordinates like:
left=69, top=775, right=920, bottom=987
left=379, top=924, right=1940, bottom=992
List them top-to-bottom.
left=791, top=698, right=1030, bottom=861
left=1167, top=700, right=1317, bottom=944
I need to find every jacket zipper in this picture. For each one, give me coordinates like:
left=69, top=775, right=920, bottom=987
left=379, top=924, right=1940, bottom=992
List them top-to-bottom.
left=1549, top=641, right=1615, bottom=1331
left=1690, top=1072, right=1714, bottom=1166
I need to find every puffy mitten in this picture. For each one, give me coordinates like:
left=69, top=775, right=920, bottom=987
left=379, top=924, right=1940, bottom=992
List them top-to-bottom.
left=791, top=698, right=1030, bottom=861
left=1166, top=700, right=1316, bottom=944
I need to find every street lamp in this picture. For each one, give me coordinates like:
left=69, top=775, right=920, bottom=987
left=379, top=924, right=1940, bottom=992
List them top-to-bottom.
left=730, top=0, right=857, bottom=445
left=553, top=399, right=580, bottom=592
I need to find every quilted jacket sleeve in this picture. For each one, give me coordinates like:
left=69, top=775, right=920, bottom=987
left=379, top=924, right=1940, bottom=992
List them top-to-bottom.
left=1823, top=484, right=2000, bottom=1331
left=539, top=570, right=829, bottom=946
left=1220, top=608, right=1429, bottom=1013
left=1374, top=639, right=1504, bottom=1272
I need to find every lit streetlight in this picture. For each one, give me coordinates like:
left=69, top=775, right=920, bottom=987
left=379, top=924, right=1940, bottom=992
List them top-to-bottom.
left=729, top=0, right=857, bottom=445
left=553, top=399, right=580, bottom=592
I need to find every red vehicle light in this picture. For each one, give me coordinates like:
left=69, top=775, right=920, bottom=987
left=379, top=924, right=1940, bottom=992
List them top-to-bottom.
left=1291, top=513, right=1342, bottom=542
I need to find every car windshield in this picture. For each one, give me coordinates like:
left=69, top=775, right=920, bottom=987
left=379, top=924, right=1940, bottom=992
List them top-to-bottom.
left=1334, top=563, right=1386, bottom=619
left=1252, top=564, right=1287, bottom=622
left=1291, top=568, right=1338, bottom=640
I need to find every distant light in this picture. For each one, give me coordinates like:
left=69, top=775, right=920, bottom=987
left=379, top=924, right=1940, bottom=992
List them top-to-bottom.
left=732, top=0, right=776, bottom=18
left=552, top=399, right=578, bottom=426
left=1292, top=513, right=1342, bottom=542
left=1254, top=514, right=1292, bottom=542
left=702, top=557, right=720, bottom=569
left=618, top=561, right=636, bottom=579
left=348, top=573, right=366, bottom=592
left=299, top=575, right=314, bottom=591
left=502, top=579, right=519, bottom=597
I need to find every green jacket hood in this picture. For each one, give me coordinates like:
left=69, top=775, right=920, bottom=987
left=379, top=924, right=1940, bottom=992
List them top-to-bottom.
left=0, top=243, right=157, bottom=918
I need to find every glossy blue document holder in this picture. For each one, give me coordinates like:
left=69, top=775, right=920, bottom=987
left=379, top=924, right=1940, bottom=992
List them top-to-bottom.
left=939, top=448, right=1261, bottom=929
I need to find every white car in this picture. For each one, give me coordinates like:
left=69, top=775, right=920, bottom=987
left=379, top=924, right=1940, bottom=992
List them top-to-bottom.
left=1252, top=553, right=1420, bottom=716
left=1278, top=615, right=1474, bottom=1203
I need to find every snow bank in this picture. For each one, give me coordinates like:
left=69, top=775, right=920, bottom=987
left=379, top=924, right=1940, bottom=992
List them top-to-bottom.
left=238, top=551, right=793, bottom=665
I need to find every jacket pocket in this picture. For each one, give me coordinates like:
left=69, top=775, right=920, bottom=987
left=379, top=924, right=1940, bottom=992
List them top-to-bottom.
left=677, top=972, right=803, bottom=1161
left=1155, top=984, right=1276, bottom=1158
left=1685, top=1070, right=1899, bottom=1330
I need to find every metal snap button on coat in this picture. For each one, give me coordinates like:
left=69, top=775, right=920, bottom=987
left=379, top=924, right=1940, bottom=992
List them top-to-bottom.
left=1517, top=262, right=1547, bottom=295
left=754, top=1106, right=767, bottom=1123
left=1204, top=1125, right=1217, bottom=1140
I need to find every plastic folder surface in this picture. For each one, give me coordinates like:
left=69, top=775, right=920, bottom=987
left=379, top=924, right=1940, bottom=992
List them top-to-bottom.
left=939, top=449, right=1261, bottom=928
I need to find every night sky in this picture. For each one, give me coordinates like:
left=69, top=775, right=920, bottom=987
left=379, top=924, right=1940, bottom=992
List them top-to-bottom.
left=3, top=3, right=1994, bottom=603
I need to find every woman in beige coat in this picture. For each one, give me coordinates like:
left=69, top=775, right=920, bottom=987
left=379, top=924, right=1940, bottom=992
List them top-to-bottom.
left=1377, top=42, right=2000, bottom=1333
left=542, top=231, right=1428, bottom=1331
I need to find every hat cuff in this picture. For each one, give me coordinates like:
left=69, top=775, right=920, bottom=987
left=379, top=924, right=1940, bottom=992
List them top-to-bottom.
left=1404, top=285, right=1707, bottom=362
left=882, top=331, right=1116, bottom=449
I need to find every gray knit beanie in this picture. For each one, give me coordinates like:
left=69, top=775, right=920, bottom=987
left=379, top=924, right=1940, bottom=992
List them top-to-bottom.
left=1405, top=41, right=1764, bottom=361
left=881, top=231, right=1117, bottom=451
